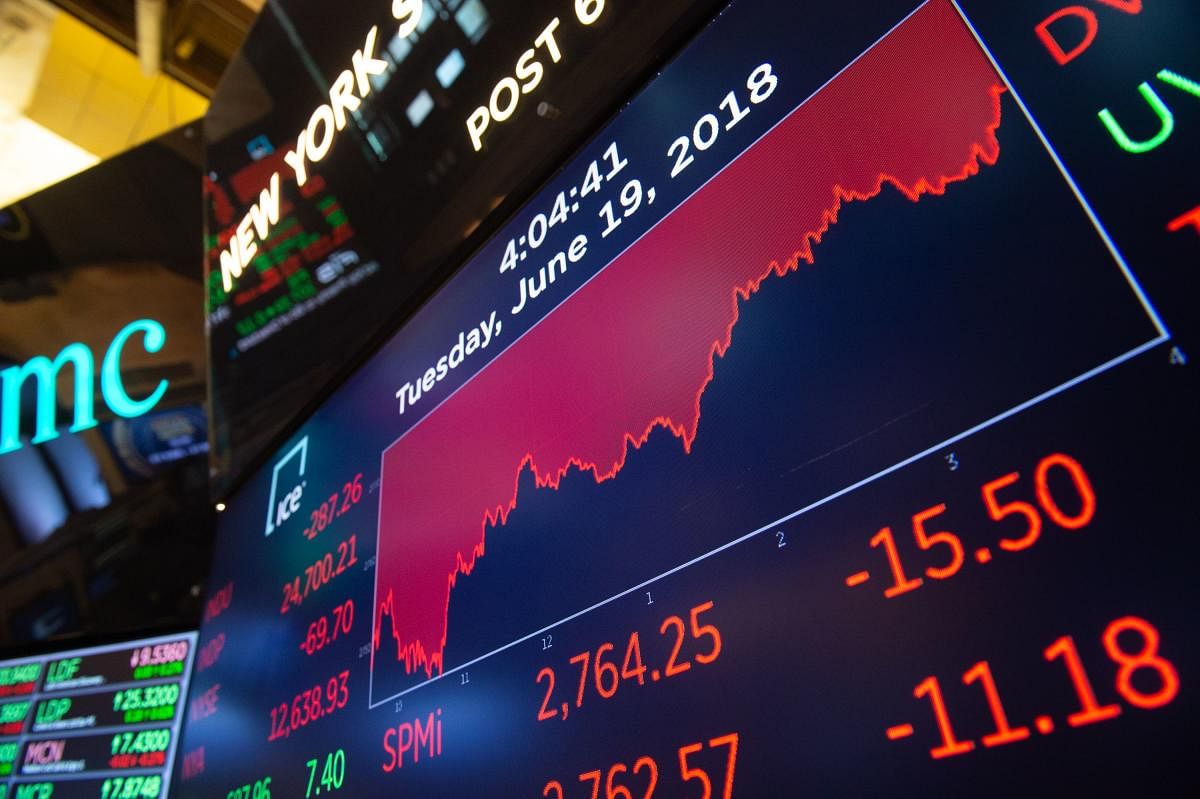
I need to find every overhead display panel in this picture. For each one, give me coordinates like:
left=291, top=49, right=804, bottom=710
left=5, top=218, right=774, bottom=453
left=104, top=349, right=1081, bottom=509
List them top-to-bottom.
left=183, top=0, right=1198, bottom=796
left=203, top=0, right=719, bottom=493
left=0, top=631, right=197, bottom=798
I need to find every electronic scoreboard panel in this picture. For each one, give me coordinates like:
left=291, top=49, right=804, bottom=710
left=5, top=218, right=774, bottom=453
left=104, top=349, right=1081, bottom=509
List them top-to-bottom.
left=183, top=0, right=1199, bottom=796
left=0, top=632, right=198, bottom=798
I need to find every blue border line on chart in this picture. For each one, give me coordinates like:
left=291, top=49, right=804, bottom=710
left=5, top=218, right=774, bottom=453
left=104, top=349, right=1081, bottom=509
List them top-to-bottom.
left=950, top=0, right=1169, bottom=339
left=370, top=332, right=1167, bottom=706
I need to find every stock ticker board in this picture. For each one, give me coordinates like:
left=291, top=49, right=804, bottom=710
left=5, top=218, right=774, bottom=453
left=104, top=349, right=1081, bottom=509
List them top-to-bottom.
left=182, top=0, right=1199, bottom=796
left=0, top=633, right=198, bottom=798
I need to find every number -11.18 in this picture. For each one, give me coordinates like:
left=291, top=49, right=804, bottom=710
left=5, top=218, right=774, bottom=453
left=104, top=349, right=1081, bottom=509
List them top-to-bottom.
left=906, top=615, right=1179, bottom=760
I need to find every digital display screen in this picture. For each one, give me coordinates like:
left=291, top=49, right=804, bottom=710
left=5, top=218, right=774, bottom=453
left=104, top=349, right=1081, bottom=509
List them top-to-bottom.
left=181, top=0, right=1198, bottom=795
left=201, top=0, right=715, bottom=495
left=204, top=149, right=376, bottom=392
left=0, top=632, right=198, bottom=798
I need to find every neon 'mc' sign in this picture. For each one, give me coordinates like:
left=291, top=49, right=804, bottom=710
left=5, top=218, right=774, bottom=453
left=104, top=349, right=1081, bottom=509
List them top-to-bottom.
left=0, top=319, right=169, bottom=455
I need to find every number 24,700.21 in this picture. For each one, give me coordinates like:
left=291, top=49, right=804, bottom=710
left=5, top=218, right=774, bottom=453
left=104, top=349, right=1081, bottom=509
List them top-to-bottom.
left=281, top=535, right=357, bottom=614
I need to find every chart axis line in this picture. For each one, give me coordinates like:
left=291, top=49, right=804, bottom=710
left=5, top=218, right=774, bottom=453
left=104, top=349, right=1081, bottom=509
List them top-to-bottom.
left=367, top=334, right=1167, bottom=707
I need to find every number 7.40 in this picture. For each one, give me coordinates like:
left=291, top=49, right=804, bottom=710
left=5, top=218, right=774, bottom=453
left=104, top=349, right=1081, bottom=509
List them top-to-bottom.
left=306, top=749, right=346, bottom=798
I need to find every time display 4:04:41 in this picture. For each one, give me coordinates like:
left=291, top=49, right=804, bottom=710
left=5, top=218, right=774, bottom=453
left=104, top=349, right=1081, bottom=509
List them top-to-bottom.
left=499, top=142, right=630, bottom=274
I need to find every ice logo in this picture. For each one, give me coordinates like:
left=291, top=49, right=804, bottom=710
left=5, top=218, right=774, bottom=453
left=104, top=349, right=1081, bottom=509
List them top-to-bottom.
left=265, top=437, right=308, bottom=537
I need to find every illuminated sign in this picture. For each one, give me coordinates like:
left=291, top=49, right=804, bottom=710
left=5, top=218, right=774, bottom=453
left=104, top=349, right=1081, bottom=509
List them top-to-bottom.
left=218, top=0, right=612, bottom=293
left=466, top=0, right=608, bottom=152
left=219, top=4, right=423, bottom=294
left=466, top=17, right=565, bottom=152
left=0, top=319, right=169, bottom=455
left=264, top=436, right=308, bottom=536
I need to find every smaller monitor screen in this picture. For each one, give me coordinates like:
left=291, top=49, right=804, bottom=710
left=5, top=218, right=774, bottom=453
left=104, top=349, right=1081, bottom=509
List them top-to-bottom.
left=0, top=631, right=198, bottom=798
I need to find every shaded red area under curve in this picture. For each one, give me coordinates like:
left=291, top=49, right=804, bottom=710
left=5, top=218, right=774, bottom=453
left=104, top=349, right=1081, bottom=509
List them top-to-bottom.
left=374, top=0, right=1006, bottom=681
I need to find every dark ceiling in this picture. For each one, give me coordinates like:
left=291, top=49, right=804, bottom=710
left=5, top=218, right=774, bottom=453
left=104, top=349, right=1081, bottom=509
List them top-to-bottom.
left=47, top=0, right=260, bottom=96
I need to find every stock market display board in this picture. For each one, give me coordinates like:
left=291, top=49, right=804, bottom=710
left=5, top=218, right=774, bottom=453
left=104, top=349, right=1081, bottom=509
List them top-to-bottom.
left=182, top=0, right=1199, bottom=795
left=0, top=632, right=197, bottom=798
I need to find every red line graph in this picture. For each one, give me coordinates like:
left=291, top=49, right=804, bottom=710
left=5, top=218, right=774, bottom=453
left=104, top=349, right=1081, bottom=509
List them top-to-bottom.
left=373, top=0, right=1006, bottom=685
